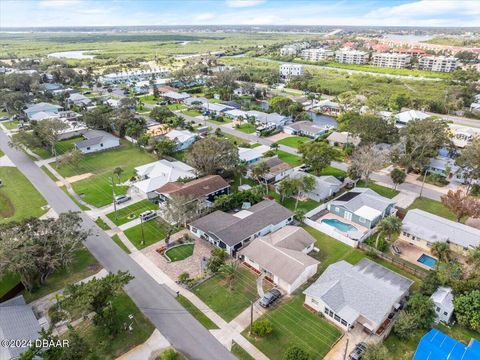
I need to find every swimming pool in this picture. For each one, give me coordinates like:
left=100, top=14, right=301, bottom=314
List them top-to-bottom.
left=321, top=218, right=358, bottom=233
left=417, top=254, right=438, bottom=268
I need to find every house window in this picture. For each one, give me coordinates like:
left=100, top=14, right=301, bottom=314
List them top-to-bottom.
left=100, top=143, right=103, bottom=147
left=86, top=147, right=90, bottom=150
left=359, top=217, right=366, bottom=223
left=311, top=299, right=319, bottom=305
left=436, top=307, right=440, bottom=312
left=443, top=312, right=448, bottom=316
left=334, top=315, right=341, bottom=322
left=341, top=320, right=347, bottom=326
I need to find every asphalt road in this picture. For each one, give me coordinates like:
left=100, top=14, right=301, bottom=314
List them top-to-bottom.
left=0, top=130, right=235, bottom=360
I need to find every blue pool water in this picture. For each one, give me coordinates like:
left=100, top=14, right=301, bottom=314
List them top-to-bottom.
left=322, top=218, right=357, bottom=233
left=417, top=254, right=438, bottom=268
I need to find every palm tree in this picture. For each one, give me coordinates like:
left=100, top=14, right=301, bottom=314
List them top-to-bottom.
left=270, top=143, right=279, bottom=154
left=235, top=160, right=248, bottom=186
left=252, top=161, right=270, bottom=194
left=113, top=167, right=124, bottom=183
left=294, top=175, right=315, bottom=211
left=375, top=215, right=402, bottom=249
left=431, top=242, right=450, bottom=263
left=219, top=261, right=239, bottom=290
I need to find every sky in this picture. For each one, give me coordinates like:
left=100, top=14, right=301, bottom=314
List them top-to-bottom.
left=1, top=0, right=479, bottom=28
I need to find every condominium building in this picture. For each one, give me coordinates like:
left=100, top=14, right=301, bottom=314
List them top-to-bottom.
left=280, top=42, right=309, bottom=56
left=300, top=48, right=335, bottom=62
left=335, top=50, right=368, bottom=64
left=372, top=53, right=411, bottom=68
left=419, top=56, right=458, bottom=72
left=279, top=63, right=305, bottom=79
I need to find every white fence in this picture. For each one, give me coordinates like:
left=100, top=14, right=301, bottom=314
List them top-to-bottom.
left=304, top=218, right=359, bottom=247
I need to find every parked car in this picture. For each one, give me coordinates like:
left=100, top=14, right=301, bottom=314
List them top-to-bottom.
left=0, top=116, right=9, bottom=121
left=115, top=194, right=131, bottom=204
left=140, top=210, right=157, bottom=222
left=259, top=288, right=281, bottom=308
left=348, top=342, right=367, bottom=360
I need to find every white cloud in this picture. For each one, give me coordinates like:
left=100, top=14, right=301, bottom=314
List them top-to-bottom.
left=38, top=0, right=82, bottom=8
left=225, top=0, right=265, bottom=8
left=194, top=13, right=216, bottom=21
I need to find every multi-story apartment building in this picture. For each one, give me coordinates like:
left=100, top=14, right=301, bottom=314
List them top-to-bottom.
left=279, top=42, right=309, bottom=56
left=300, top=48, right=335, bottom=62
left=335, top=49, right=368, bottom=64
left=371, top=53, right=411, bottom=68
left=419, top=56, right=458, bottom=72
left=279, top=63, right=305, bottom=79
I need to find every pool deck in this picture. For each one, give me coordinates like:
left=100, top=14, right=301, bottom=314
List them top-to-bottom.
left=315, top=212, right=369, bottom=238
left=393, top=240, right=437, bottom=270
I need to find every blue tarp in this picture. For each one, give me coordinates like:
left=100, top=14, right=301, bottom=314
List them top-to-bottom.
left=413, top=329, right=480, bottom=360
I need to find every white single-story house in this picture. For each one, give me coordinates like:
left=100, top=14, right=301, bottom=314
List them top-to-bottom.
left=163, top=91, right=191, bottom=103
left=67, top=93, right=92, bottom=107
left=106, top=98, right=121, bottom=108
left=24, top=102, right=63, bottom=119
left=201, top=102, right=234, bottom=115
left=224, top=109, right=249, bottom=120
left=246, top=110, right=289, bottom=126
left=395, top=110, right=429, bottom=127
left=283, top=121, right=330, bottom=138
left=450, top=125, right=480, bottom=148
left=164, top=129, right=197, bottom=151
left=75, top=130, right=120, bottom=154
left=327, top=131, right=361, bottom=147
left=238, top=145, right=270, bottom=165
left=250, top=156, right=294, bottom=184
left=133, top=159, right=196, bottom=199
left=285, top=170, right=342, bottom=202
left=189, top=199, right=294, bottom=256
left=239, top=226, right=319, bottom=294
left=304, top=259, right=413, bottom=334
left=431, top=287, right=454, bottom=324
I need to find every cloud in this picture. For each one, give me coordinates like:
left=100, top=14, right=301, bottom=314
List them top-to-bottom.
left=38, top=0, right=82, bottom=8
left=225, top=0, right=265, bottom=8
left=194, top=13, right=216, bottom=21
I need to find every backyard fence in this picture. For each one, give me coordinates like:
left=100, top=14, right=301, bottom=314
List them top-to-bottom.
left=358, top=243, right=428, bottom=279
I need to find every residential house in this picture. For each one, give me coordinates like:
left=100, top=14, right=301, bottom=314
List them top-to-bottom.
left=279, top=64, right=305, bottom=80
left=100, top=68, right=169, bottom=84
left=40, top=82, right=63, bottom=93
left=163, top=91, right=191, bottom=103
left=67, top=93, right=92, bottom=107
left=184, top=97, right=208, bottom=107
left=105, top=98, right=121, bottom=108
left=315, top=100, right=341, bottom=116
left=24, top=102, right=63, bottom=119
left=201, top=102, right=234, bottom=115
left=224, top=109, right=249, bottom=121
left=245, top=110, right=289, bottom=126
left=395, top=110, right=429, bottom=126
left=283, top=121, right=330, bottom=138
left=146, top=124, right=170, bottom=139
left=450, top=125, right=480, bottom=148
left=75, top=129, right=120, bottom=154
left=164, top=129, right=197, bottom=151
left=326, top=131, right=361, bottom=147
left=238, top=145, right=270, bottom=165
left=250, top=156, right=294, bottom=184
left=427, top=156, right=465, bottom=183
left=133, top=159, right=196, bottom=199
left=286, top=170, right=342, bottom=202
left=156, top=175, right=229, bottom=206
left=327, top=188, right=396, bottom=229
left=189, top=199, right=294, bottom=255
left=400, top=209, right=480, bottom=256
left=239, top=226, right=319, bottom=294
left=304, top=259, right=413, bottom=334
left=431, top=287, right=454, bottom=323
left=0, top=295, right=48, bottom=360
left=413, top=329, right=480, bottom=360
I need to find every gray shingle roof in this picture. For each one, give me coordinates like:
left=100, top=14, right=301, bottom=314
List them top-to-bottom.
left=75, top=130, right=118, bottom=149
left=331, top=188, right=394, bottom=214
left=190, top=200, right=293, bottom=247
left=303, top=259, right=413, bottom=327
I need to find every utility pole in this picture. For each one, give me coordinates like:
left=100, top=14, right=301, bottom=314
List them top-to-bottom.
left=419, top=168, right=429, bottom=198
left=111, top=176, right=117, bottom=220
left=140, top=216, right=145, bottom=247
left=249, top=300, right=254, bottom=335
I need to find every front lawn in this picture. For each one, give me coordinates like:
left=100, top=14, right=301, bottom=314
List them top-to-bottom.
left=138, top=95, right=159, bottom=105
left=167, top=103, right=187, bottom=111
left=182, top=109, right=202, bottom=117
left=209, top=117, right=232, bottom=124
left=2, top=120, right=20, bottom=130
left=235, top=123, right=256, bottom=134
left=31, top=136, right=83, bottom=160
left=276, top=136, right=310, bottom=149
left=276, top=150, right=302, bottom=166
left=319, top=166, right=347, bottom=178
left=0, top=167, right=48, bottom=224
left=356, top=180, right=399, bottom=199
left=269, top=191, right=319, bottom=213
left=407, top=197, right=456, bottom=221
left=106, top=199, right=158, bottom=226
left=95, top=217, right=111, bottom=230
left=123, top=218, right=169, bottom=250
left=111, top=234, right=131, bottom=254
left=165, top=244, right=194, bottom=262
left=24, top=248, right=101, bottom=302
left=193, top=266, right=258, bottom=322
left=176, top=295, right=219, bottom=330
left=242, top=295, right=342, bottom=360
left=231, top=343, right=255, bottom=360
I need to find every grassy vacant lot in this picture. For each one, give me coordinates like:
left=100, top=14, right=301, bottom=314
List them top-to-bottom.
left=235, top=123, right=256, bottom=134
left=31, top=136, right=83, bottom=160
left=276, top=136, right=310, bottom=149
left=55, top=141, right=156, bottom=207
left=276, top=150, right=302, bottom=166
left=0, top=166, right=47, bottom=223
left=356, top=180, right=399, bottom=199
left=407, top=197, right=456, bottom=221
left=106, top=199, right=157, bottom=226
left=123, top=218, right=169, bottom=249
left=111, top=234, right=131, bottom=254
left=165, top=244, right=194, bottom=262
left=24, top=248, right=101, bottom=302
left=193, top=266, right=258, bottom=322
left=75, top=292, right=154, bottom=359
left=176, top=294, right=219, bottom=330
left=243, top=296, right=342, bottom=360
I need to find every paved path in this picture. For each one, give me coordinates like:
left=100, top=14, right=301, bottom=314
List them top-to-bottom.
left=0, top=130, right=235, bottom=360
left=117, top=329, right=170, bottom=360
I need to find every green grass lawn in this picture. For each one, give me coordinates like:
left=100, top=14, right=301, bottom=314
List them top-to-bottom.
left=138, top=95, right=159, bottom=105
left=167, top=103, right=187, bottom=111
left=182, top=109, right=202, bottom=117
left=209, top=117, right=232, bottom=124
left=1, top=120, right=20, bottom=130
left=235, top=123, right=256, bottom=134
left=222, top=132, right=250, bottom=146
left=31, top=136, right=83, bottom=160
left=276, top=136, right=311, bottom=149
left=55, top=141, right=156, bottom=207
left=276, top=150, right=302, bottom=166
left=40, top=165, right=58, bottom=181
left=319, top=166, right=347, bottom=178
left=0, top=167, right=48, bottom=224
left=356, top=180, right=399, bottom=199
left=61, top=187, right=90, bottom=211
left=269, top=190, right=319, bottom=213
left=407, top=197, right=456, bottom=221
left=106, top=199, right=158, bottom=226
left=95, top=217, right=111, bottom=230
left=123, top=218, right=169, bottom=250
left=111, top=234, right=131, bottom=254
left=165, top=244, right=194, bottom=262
left=24, top=248, right=101, bottom=302
left=193, top=266, right=258, bottom=322
left=0, top=272, right=21, bottom=299
left=75, top=292, right=154, bottom=359
left=176, top=294, right=219, bottom=330
left=242, top=296, right=342, bottom=360
left=231, top=343, right=255, bottom=360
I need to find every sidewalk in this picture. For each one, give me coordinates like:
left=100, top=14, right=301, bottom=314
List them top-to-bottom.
left=117, top=329, right=170, bottom=360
